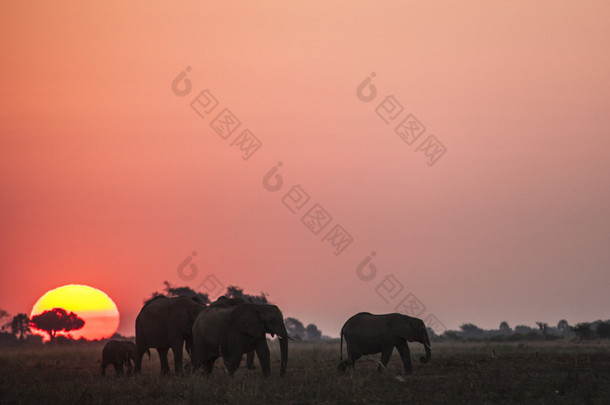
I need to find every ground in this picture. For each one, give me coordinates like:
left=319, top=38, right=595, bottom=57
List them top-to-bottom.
left=1, top=340, right=609, bottom=404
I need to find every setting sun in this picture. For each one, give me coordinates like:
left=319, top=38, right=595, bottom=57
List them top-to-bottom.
left=30, top=285, right=120, bottom=341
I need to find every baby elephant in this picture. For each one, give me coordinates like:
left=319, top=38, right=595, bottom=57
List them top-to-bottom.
left=101, top=340, right=137, bottom=376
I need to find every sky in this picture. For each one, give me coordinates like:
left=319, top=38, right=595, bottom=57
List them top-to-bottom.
left=1, top=1, right=609, bottom=338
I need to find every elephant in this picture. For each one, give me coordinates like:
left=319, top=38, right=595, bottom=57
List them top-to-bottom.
left=135, top=295, right=205, bottom=374
left=208, top=296, right=258, bottom=369
left=192, top=302, right=288, bottom=377
left=338, top=312, right=431, bottom=375
left=101, top=340, right=138, bottom=376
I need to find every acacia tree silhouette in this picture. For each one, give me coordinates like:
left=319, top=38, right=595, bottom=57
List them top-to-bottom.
left=29, top=308, right=85, bottom=341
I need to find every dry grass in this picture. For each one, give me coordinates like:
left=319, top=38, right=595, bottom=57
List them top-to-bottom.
left=1, top=339, right=609, bottom=404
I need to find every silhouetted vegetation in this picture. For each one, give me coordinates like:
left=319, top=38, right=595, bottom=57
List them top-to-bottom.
left=147, top=281, right=211, bottom=305
left=146, top=282, right=270, bottom=306
left=224, top=285, right=268, bottom=304
left=29, top=308, right=85, bottom=341
left=0, top=310, right=11, bottom=335
left=1, top=311, right=36, bottom=344
left=10, top=313, right=31, bottom=341
left=284, top=317, right=323, bottom=341
left=435, top=319, right=610, bottom=342
left=557, top=319, right=570, bottom=334
left=536, top=322, right=549, bottom=336
left=597, top=322, right=610, bottom=339
left=460, top=323, right=486, bottom=339
left=571, top=323, right=592, bottom=341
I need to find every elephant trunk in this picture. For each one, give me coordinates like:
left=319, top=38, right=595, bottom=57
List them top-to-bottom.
left=420, top=328, right=432, bottom=363
left=279, top=335, right=288, bottom=377
left=420, top=342, right=431, bottom=363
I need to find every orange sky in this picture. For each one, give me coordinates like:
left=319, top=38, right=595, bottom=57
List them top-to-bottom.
left=1, top=1, right=609, bottom=337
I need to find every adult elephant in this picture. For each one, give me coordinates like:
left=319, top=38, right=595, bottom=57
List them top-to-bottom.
left=135, top=295, right=205, bottom=374
left=208, top=296, right=257, bottom=369
left=192, top=303, right=288, bottom=377
left=338, top=312, right=431, bottom=375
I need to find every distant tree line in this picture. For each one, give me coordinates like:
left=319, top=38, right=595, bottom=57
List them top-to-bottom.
left=4, top=287, right=610, bottom=345
left=284, top=318, right=322, bottom=341
left=433, top=319, right=610, bottom=342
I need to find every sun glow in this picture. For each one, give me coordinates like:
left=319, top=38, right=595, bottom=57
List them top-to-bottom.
left=30, top=284, right=120, bottom=341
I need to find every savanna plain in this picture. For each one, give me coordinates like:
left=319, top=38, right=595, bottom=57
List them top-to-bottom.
left=1, top=340, right=609, bottom=404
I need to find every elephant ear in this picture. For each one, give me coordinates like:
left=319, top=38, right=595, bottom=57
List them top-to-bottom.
left=230, top=305, right=264, bottom=338
left=257, top=305, right=282, bottom=337
left=390, top=314, right=414, bottom=340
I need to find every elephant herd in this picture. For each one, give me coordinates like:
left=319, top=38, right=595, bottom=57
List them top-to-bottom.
left=101, top=296, right=431, bottom=378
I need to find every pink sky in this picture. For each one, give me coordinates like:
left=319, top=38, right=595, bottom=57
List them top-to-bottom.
left=1, top=1, right=609, bottom=337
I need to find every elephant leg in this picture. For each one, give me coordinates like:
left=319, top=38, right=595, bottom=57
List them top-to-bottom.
left=185, top=338, right=192, bottom=358
left=255, top=340, right=271, bottom=377
left=395, top=341, right=413, bottom=374
left=172, top=343, right=184, bottom=374
left=346, top=344, right=361, bottom=369
left=378, top=346, right=394, bottom=372
left=135, top=347, right=146, bottom=373
left=157, top=348, right=170, bottom=375
left=246, top=350, right=256, bottom=369
left=225, top=351, right=244, bottom=377
left=203, top=357, right=216, bottom=376
left=126, top=359, right=134, bottom=376
left=101, top=362, right=107, bottom=376
left=113, top=362, right=123, bottom=376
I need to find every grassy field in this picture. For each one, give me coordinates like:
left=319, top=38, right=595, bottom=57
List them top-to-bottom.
left=1, top=339, right=609, bottom=404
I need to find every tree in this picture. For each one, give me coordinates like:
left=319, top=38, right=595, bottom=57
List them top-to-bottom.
left=147, top=281, right=210, bottom=305
left=163, top=281, right=210, bottom=304
left=225, top=285, right=268, bottom=304
left=226, top=285, right=245, bottom=299
left=29, top=308, right=85, bottom=341
left=0, top=309, right=9, bottom=332
left=0, top=309, right=14, bottom=341
left=10, top=314, right=30, bottom=341
left=284, top=317, right=305, bottom=340
left=284, top=318, right=322, bottom=341
left=557, top=319, right=570, bottom=335
left=499, top=321, right=511, bottom=334
left=536, top=322, right=549, bottom=336
left=596, top=322, right=610, bottom=339
left=460, top=323, right=485, bottom=339
left=570, top=323, right=592, bottom=341
left=305, top=324, right=322, bottom=341
left=514, top=325, right=536, bottom=335
left=442, top=330, right=464, bottom=341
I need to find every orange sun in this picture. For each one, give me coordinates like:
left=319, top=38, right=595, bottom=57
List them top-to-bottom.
left=30, top=284, right=120, bottom=341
